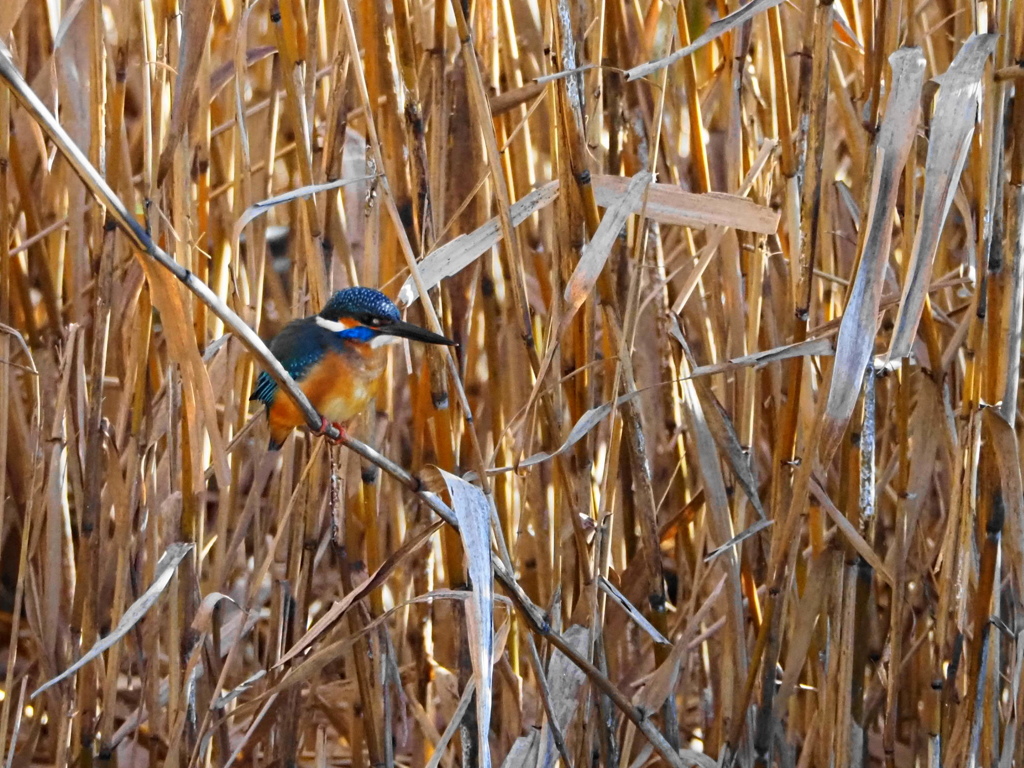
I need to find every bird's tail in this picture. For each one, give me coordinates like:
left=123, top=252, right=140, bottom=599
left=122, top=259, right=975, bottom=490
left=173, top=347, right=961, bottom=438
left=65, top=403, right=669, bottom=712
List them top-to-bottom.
left=267, top=424, right=290, bottom=451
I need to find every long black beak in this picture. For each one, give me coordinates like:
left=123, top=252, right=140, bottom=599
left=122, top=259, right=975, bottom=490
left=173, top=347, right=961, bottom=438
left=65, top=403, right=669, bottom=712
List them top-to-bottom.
left=379, top=319, right=457, bottom=346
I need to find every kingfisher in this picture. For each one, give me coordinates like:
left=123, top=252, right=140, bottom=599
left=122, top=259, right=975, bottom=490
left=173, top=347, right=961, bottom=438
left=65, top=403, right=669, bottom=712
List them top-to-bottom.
left=250, top=287, right=456, bottom=450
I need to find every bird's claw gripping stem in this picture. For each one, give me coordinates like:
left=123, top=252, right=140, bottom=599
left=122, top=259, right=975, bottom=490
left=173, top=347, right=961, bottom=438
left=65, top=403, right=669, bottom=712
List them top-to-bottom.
left=316, top=417, right=347, bottom=445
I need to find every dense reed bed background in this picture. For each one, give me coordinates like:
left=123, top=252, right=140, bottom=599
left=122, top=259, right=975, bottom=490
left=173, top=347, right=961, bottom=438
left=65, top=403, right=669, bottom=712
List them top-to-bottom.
left=1, top=0, right=1023, bottom=765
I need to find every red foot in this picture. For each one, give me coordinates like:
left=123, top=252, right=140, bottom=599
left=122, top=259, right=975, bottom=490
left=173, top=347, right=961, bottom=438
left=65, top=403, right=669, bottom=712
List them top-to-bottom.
left=316, top=417, right=347, bottom=445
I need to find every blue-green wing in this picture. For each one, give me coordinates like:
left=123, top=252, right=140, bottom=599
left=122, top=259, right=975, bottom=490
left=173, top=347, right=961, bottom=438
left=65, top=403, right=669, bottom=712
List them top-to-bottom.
left=249, top=319, right=328, bottom=408
left=250, top=370, right=279, bottom=407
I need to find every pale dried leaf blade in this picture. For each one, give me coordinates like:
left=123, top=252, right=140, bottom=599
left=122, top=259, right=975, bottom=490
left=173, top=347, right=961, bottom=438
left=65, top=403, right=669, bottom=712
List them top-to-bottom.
left=0, top=0, right=29, bottom=38
left=52, top=0, right=88, bottom=48
left=156, top=0, right=217, bottom=184
left=625, top=0, right=786, bottom=80
left=832, top=3, right=862, bottom=51
left=887, top=33, right=997, bottom=360
left=211, top=45, right=278, bottom=97
left=819, top=46, right=926, bottom=460
left=565, top=171, right=652, bottom=315
left=591, top=175, right=779, bottom=234
left=233, top=176, right=376, bottom=247
left=398, top=181, right=560, bottom=306
left=670, top=225, right=731, bottom=312
left=139, top=260, right=231, bottom=486
left=670, top=317, right=765, bottom=517
left=687, top=336, right=835, bottom=378
left=675, top=348, right=751, bottom=692
left=681, top=374, right=735, bottom=547
left=699, top=383, right=765, bottom=517
left=516, top=390, right=643, bottom=469
left=982, top=409, right=1024, bottom=596
left=981, top=411, right=1015, bottom=488
left=436, top=469, right=495, bottom=768
left=810, top=478, right=893, bottom=585
left=276, top=519, right=442, bottom=667
left=704, top=519, right=774, bottom=562
left=32, top=543, right=194, bottom=698
left=775, top=554, right=831, bottom=704
left=598, top=577, right=671, bottom=645
left=634, top=577, right=726, bottom=714
left=192, top=592, right=240, bottom=634
left=424, top=620, right=510, bottom=768
left=537, top=625, right=589, bottom=766
left=213, top=669, right=267, bottom=710
left=426, top=679, right=476, bottom=768
left=500, top=734, right=539, bottom=768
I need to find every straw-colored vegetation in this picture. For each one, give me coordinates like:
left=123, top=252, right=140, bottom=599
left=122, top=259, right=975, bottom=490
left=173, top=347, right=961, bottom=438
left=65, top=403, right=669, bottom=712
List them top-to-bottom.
left=0, top=0, right=1022, bottom=765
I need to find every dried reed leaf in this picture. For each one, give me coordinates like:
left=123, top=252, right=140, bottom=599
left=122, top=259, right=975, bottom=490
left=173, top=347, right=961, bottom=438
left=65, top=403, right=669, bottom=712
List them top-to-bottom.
left=0, top=0, right=28, bottom=37
left=51, top=0, right=88, bottom=48
left=155, top=0, right=216, bottom=184
left=624, top=0, right=786, bottom=80
left=832, top=4, right=862, bottom=51
left=887, top=34, right=997, bottom=360
left=210, top=46, right=278, bottom=98
left=819, top=47, right=926, bottom=461
left=490, top=81, right=545, bottom=115
left=564, top=171, right=652, bottom=317
left=591, top=174, right=779, bottom=234
left=233, top=175, right=376, bottom=248
left=399, top=175, right=777, bottom=306
left=397, top=181, right=560, bottom=306
left=139, top=259, right=231, bottom=486
left=671, top=317, right=766, bottom=517
left=687, top=336, right=835, bottom=378
left=513, top=390, right=642, bottom=470
left=982, top=409, right=1023, bottom=595
left=435, top=469, right=495, bottom=768
left=809, top=478, right=893, bottom=585
left=705, top=519, right=774, bottom=562
left=276, top=520, right=443, bottom=666
left=31, top=543, right=194, bottom=698
left=775, top=553, right=831, bottom=705
left=598, top=576, right=671, bottom=645
left=633, top=576, right=726, bottom=714
left=192, top=592, right=240, bottom=633
left=428, top=620, right=512, bottom=768
left=536, top=625, right=589, bottom=766
left=427, top=678, right=477, bottom=768
left=499, top=733, right=538, bottom=768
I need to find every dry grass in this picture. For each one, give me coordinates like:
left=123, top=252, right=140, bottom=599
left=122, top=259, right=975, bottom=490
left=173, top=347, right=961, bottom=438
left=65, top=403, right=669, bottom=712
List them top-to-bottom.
left=0, top=0, right=1022, bottom=766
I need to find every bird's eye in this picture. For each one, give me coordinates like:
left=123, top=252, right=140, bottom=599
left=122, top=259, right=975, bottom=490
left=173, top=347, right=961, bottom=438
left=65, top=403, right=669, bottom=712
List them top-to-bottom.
left=367, top=316, right=383, bottom=327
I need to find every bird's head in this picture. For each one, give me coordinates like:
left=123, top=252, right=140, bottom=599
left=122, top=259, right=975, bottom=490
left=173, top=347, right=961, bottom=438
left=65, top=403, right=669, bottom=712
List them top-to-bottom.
left=317, top=287, right=456, bottom=348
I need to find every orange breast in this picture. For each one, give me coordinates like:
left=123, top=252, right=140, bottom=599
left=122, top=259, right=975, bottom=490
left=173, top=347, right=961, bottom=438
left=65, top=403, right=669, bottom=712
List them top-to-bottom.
left=267, top=347, right=385, bottom=445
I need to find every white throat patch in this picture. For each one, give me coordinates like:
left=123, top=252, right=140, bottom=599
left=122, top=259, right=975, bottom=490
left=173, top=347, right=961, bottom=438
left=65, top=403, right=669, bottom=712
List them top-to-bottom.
left=369, top=334, right=403, bottom=348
